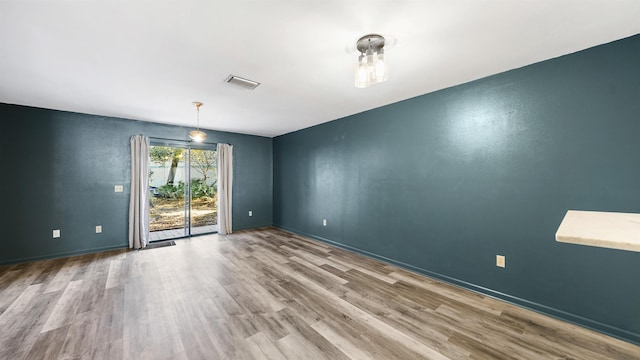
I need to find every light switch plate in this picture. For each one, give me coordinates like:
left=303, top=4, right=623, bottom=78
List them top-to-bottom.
left=114, top=185, right=124, bottom=192
left=249, top=210, right=253, bottom=217
left=322, top=219, right=327, bottom=226
left=96, top=225, right=102, bottom=233
left=53, top=229, right=61, bottom=238
left=496, top=255, right=506, bottom=268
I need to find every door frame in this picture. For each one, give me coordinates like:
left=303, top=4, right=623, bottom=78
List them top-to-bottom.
left=148, top=139, right=218, bottom=241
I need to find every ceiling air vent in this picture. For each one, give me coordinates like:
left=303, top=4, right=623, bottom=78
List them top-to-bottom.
left=225, top=75, right=261, bottom=90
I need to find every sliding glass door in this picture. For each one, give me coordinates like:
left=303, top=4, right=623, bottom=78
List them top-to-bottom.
left=149, top=144, right=217, bottom=241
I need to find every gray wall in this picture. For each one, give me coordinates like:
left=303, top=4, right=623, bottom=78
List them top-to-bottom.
left=273, top=34, right=640, bottom=344
left=0, top=104, right=272, bottom=264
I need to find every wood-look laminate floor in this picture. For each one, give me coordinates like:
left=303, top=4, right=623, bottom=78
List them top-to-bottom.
left=0, top=228, right=638, bottom=360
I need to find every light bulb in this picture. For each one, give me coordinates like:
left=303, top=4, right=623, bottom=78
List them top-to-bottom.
left=355, top=55, right=368, bottom=88
left=375, top=57, right=386, bottom=82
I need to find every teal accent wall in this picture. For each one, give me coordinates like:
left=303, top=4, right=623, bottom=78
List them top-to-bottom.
left=273, top=35, right=640, bottom=344
left=0, top=104, right=272, bottom=264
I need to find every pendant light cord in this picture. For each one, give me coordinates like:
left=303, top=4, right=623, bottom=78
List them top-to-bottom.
left=193, top=102, right=203, bottom=130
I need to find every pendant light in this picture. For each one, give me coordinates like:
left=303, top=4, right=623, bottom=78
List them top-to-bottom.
left=354, top=34, right=388, bottom=88
left=188, top=101, right=207, bottom=142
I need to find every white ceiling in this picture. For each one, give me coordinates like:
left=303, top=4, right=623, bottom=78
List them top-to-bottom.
left=1, top=1, right=639, bottom=138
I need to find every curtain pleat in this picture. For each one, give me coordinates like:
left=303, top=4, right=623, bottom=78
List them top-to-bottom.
left=129, top=135, right=150, bottom=249
left=217, top=143, right=233, bottom=235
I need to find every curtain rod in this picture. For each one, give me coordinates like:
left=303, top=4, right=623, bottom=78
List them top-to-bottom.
left=147, top=136, right=231, bottom=146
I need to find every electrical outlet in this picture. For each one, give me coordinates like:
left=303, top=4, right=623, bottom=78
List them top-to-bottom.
left=114, top=185, right=124, bottom=192
left=249, top=210, right=253, bottom=217
left=322, top=219, right=327, bottom=226
left=96, top=225, right=102, bottom=233
left=53, top=229, right=61, bottom=238
left=496, top=255, right=506, bottom=268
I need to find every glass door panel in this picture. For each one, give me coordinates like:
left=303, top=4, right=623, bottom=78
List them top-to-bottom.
left=149, top=145, right=188, bottom=241
left=190, top=149, right=218, bottom=235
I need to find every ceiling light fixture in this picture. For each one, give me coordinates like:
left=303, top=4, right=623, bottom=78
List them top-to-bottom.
left=354, top=34, right=388, bottom=88
left=188, top=101, right=207, bottom=142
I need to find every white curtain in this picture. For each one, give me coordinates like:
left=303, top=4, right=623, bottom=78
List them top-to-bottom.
left=129, top=135, right=150, bottom=249
left=217, top=143, right=233, bottom=235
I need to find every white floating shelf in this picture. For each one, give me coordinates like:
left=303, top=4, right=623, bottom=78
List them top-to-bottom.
left=555, top=210, right=640, bottom=252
